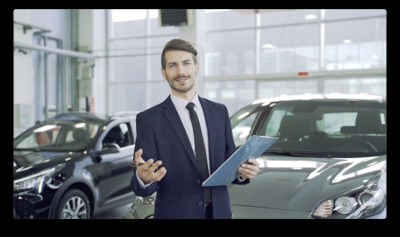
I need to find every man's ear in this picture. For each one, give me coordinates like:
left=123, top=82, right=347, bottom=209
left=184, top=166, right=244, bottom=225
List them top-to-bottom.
left=196, top=62, right=200, bottom=74
left=161, top=68, right=166, bottom=80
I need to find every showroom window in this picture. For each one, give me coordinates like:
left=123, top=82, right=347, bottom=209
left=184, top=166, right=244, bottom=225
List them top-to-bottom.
left=106, top=9, right=386, bottom=115
left=107, top=9, right=178, bottom=114
left=203, top=9, right=386, bottom=115
left=324, top=17, right=386, bottom=70
left=258, top=23, right=320, bottom=74
left=206, top=29, right=256, bottom=76
left=204, top=80, right=256, bottom=114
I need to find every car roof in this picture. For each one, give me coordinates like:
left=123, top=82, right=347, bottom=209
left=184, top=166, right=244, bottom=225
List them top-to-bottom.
left=251, top=93, right=385, bottom=106
left=50, top=111, right=138, bottom=124
left=51, top=112, right=110, bottom=123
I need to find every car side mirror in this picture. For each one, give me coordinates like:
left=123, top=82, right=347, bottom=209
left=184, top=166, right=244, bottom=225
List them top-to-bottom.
left=92, top=143, right=121, bottom=162
left=100, top=143, right=121, bottom=154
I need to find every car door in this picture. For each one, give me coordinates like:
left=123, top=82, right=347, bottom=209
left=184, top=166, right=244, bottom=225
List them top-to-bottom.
left=94, top=121, right=135, bottom=208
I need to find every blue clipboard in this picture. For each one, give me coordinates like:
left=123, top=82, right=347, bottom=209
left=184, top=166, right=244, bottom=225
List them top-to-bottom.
left=202, top=136, right=278, bottom=187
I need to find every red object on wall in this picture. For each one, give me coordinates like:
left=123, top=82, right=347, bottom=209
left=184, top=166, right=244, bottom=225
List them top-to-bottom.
left=298, top=72, right=309, bottom=76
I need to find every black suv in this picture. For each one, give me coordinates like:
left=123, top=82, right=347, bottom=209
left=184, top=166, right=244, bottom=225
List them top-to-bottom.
left=13, top=112, right=138, bottom=219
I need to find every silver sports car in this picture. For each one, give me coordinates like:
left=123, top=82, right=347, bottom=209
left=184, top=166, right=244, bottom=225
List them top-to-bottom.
left=131, top=93, right=386, bottom=219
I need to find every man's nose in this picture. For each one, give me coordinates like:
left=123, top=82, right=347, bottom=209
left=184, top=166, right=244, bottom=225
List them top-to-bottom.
left=176, top=64, right=185, bottom=76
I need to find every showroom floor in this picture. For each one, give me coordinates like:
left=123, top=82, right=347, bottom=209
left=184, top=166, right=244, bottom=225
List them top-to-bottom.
left=92, top=203, right=132, bottom=219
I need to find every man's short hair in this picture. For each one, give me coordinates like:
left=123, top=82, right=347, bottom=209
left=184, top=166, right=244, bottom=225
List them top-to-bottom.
left=161, top=39, right=198, bottom=70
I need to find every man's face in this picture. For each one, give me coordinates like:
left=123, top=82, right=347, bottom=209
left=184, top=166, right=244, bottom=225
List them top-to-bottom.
left=161, top=50, right=199, bottom=95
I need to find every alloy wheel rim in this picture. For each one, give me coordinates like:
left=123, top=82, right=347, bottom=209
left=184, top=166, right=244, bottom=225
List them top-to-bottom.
left=61, top=196, right=88, bottom=219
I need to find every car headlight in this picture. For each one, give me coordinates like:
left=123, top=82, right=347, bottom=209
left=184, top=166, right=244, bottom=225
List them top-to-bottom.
left=14, top=167, right=56, bottom=193
left=312, top=171, right=386, bottom=219
left=358, top=189, right=385, bottom=209
left=334, top=197, right=357, bottom=214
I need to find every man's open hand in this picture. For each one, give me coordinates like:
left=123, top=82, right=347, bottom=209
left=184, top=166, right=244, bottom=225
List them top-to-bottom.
left=135, top=149, right=167, bottom=184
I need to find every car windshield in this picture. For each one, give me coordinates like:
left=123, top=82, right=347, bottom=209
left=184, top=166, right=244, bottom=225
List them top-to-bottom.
left=231, top=100, right=386, bottom=158
left=14, top=120, right=103, bottom=152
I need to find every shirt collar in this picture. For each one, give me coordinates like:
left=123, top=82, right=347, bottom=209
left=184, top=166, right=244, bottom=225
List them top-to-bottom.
left=170, top=93, right=201, bottom=110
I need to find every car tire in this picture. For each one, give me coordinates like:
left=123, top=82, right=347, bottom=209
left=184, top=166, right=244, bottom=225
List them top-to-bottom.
left=55, top=189, right=91, bottom=219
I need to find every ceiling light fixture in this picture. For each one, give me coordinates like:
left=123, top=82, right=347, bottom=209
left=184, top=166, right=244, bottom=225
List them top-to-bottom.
left=305, top=14, right=317, bottom=20
left=343, top=39, right=352, bottom=44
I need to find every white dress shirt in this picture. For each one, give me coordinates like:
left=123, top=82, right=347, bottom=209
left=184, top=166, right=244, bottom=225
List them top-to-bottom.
left=170, top=93, right=211, bottom=173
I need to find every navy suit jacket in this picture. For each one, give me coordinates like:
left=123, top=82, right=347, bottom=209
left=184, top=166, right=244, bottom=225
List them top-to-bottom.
left=130, top=95, right=248, bottom=219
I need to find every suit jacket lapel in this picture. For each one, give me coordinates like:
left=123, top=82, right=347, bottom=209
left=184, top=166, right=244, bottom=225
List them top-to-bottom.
left=161, top=96, right=198, bottom=167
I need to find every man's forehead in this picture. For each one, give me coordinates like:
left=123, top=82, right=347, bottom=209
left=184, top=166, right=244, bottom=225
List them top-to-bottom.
left=165, top=50, right=194, bottom=63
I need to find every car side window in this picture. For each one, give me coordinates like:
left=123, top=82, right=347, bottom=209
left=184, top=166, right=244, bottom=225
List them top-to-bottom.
left=264, top=110, right=289, bottom=137
left=232, top=113, right=258, bottom=147
left=103, top=123, right=133, bottom=148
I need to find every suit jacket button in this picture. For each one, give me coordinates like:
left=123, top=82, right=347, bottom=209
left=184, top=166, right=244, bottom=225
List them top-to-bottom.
left=197, top=179, right=201, bottom=184
left=198, top=201, right=203, bottom=206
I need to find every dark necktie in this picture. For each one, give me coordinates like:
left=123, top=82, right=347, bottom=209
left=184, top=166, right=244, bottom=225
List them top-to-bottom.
left=186, top=102, right=212, bottom=204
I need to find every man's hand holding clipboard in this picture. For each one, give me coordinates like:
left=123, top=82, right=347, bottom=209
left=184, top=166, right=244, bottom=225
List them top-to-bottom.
left=202, top=136, right=278, bottom=187
left=237, top=157, right=260, bottom=180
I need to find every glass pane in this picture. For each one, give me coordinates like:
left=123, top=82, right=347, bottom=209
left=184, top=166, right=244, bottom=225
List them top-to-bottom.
left=112, top=9, right=147, bottom=22
left=260, top=9, right=320, bottom=26
left=324, top=9, right=386, bottom=21
left=111, top=10, right=146, bottom=38
left=206, top=10, right=255, bottom=31
left=324, top=18, right=386, bottom=70
left=112, top=19, right=146, bottom=38
left=259, top=24, right=320, bottom=73
left=205, top=29, right=256, bottom=76
left=146, top=36, right=177, bottom=54
left=108, top=38, right=146, bottom=57
left=148, top=54, right=162, bottom=80
left=110, top=56, right=146, bottom=81
left=324, top=77, right=386, bottom=96
left=257, top=79, right=318, bottom=99
left=204, top=80, right=255, bottom=115
left=148, top=81, right=171, bottom=107
left=109, top=83, right=146, bottom=113
left=230, top=102, right=260, bottom=146
left=264, top=110, right=288, bottom=137
left=316, top=112, right=357, bottom=135
left=232, top=113, right=257, bottom=146
left=14, top=121, right=101, bottom=152
left=103, top=123, right=132, bottom=147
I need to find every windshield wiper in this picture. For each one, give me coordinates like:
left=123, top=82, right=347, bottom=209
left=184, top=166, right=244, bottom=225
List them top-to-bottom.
left=14, top=148, right=41, bottom=152
left=263, top=151, right=292, bottom=156
left=264, top=151, right=332, bottom=158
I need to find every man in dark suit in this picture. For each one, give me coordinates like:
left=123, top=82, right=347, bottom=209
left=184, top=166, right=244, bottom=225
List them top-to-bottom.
left=130, top=39, right=259, bottom=219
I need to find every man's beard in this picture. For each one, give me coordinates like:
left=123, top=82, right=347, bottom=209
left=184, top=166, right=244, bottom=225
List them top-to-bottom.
left=166, top=75, right=196, bottom=94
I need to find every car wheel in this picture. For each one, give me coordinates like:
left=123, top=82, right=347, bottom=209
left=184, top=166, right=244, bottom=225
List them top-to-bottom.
left=56, top=189, right=91, bottom=219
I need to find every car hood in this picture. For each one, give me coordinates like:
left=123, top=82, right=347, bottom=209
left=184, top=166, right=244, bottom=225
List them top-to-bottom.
left=13, top=150, right=80, bottom=180
left=228, top=155, right=386, bottom=212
